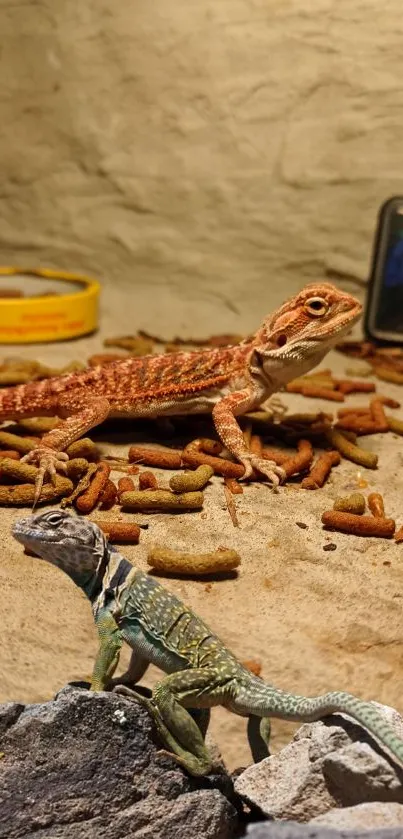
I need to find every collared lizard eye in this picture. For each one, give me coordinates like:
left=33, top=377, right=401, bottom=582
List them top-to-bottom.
left=304, top=297, right=328, bottom=317
left=43, top=511, right=64, bottom=527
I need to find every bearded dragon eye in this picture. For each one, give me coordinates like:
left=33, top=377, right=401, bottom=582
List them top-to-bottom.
left=304, top=297, right=328, bottom=317
left=276, top=333, right=287, bottom=347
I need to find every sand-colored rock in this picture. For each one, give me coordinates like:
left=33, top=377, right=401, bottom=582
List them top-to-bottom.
left=235, top=708, right=403, bottom=821
left=312, top=802, right=403, bottom=829
left=248, top=823, right=403, bottom=839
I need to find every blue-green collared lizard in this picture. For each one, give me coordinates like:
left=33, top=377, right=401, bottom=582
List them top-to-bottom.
left=12, top=510, right=403, bottom=777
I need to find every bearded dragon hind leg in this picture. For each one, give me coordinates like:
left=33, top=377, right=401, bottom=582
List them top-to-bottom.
left=21, top=446, right=69, bottom=508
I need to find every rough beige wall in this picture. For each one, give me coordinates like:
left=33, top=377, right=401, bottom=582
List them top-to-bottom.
left=1, top=0, right=403, bottom=333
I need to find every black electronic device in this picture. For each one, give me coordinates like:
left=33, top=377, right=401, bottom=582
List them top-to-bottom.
left=365, top=196, right=403, bottom=343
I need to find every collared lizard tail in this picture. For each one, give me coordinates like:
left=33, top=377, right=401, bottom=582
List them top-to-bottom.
left=235, top=679, right=403, bottom=768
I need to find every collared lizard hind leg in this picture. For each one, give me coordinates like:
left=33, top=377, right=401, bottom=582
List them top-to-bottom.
left=117, top=668, right=237, bottom=776
left=114, top=682, right=213, bottom=776
left=113, top=687, right=210, bottom=737
left=189, top=707, right=211, bottom=738
left=247, top=715, right=271, bottom=762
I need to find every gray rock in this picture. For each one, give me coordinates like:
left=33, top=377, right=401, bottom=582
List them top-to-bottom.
left=0, top=684, right=238, bottom=839
left=0, top=702, right=24, bottom=737
left=235, top=705, right=403, bottom=822
left=312, top=802, right=403, bottom=829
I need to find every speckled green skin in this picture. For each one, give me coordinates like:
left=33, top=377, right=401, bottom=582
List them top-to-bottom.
left=12, top=511, right=403, bottom=777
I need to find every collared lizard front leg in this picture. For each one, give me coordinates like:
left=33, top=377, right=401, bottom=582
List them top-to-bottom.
left=212, top=390, right=285, bottom=486
left=22, top=394, right=110, bottom=505
left=90, top=609, right=124, bottom=691
left=108, top=649, right=149, bottom=689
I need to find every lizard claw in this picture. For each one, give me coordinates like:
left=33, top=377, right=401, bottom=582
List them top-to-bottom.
left=260, top=395, right=288, bottom=420
left=21, top=446, right=69, bottom=508
left=239, top=455, right=285, bottom=487
left=250, top=456, right=286, bottom=488
left=240, top=457, right=254, bottom=480
left=112, top=684, right=154, bottom=711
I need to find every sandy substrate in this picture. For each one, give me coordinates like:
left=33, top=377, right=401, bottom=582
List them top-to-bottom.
left=1, top=303, right=403, bottom=771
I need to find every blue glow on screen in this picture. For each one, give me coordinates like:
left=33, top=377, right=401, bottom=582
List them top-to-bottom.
left=385, top=236, right=403, bottom=288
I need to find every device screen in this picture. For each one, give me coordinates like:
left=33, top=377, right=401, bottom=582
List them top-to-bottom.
left=373, top=202, right=403, bottom=334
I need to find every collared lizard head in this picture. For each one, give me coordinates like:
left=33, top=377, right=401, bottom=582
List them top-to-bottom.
left=253, top=283, right=362, bottom=375
left=12, top=510, right=108, bottom=583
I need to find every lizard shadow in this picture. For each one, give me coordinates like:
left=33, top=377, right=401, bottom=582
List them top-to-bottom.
left=90, top=416, right=219, bottom=448
left=147, top=568, right=239, bottom=583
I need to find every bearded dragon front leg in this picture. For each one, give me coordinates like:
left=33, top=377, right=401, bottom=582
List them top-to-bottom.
left=212, top=389, right=285, bottom=486
left=22, top=393, right=110, bottom=505
left=260, top=394, right=288, bottom=420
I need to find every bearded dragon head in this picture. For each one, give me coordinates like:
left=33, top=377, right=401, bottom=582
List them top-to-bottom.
left=253, top=283, right=362, bottom=380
